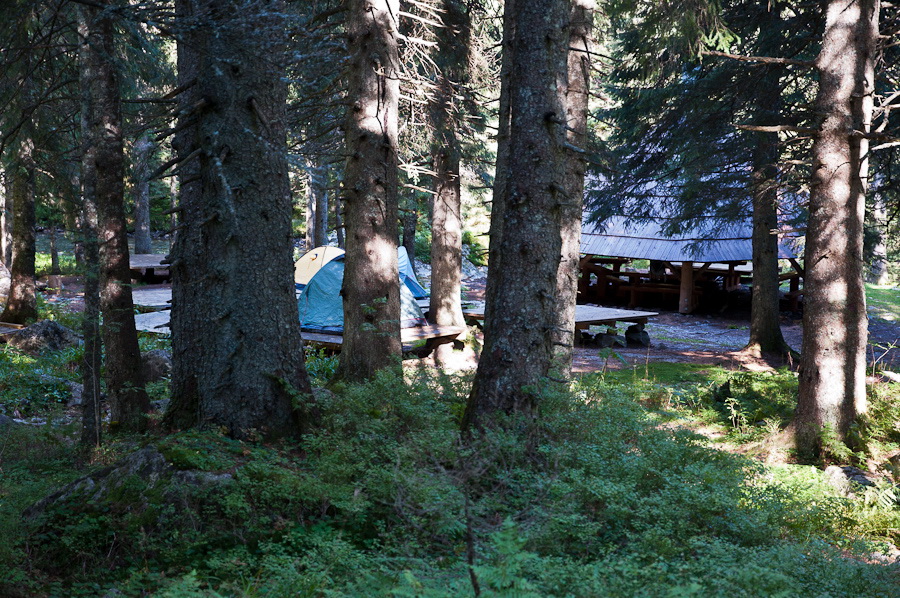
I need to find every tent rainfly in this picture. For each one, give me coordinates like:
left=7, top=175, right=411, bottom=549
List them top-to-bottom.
left=294, top=246, right=429, bottom=300
left=297, top=255, right=428, bottom=333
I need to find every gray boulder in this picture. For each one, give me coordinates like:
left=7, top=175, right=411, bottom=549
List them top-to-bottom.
left=5, top=320, right=82, bottom=353
left=625, top=324, right=651, bottom=347
left=141, top=349, right=172, bottom=383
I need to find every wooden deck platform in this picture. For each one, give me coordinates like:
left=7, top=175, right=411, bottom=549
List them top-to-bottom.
left=461, top=303, right=657, bottom=330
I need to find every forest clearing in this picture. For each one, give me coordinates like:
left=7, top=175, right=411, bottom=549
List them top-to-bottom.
left=4, top=0, right=900, bottom=596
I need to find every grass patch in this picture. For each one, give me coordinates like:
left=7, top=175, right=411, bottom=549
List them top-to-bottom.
left=867, top=284, right=900, bottom=322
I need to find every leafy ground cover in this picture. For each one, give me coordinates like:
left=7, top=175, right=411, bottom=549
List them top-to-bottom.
left=2, top=280, right=900, bottom=596
left=2, top=355, right=900, bottom=596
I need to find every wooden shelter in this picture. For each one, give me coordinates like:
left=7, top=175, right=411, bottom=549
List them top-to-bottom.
left=579, top=216, right=802, bottom=314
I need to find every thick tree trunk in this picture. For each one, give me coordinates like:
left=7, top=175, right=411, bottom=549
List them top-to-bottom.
left=165, top=0, right=312, bottom=439
left=336, top=0, right=402, bottom=381
left=428, top=0, right=470, bottom=365
left=463, top=0, right=568, bottom=427
left=552, top=0, right=593, bottom=377
left=794, top=0, right=878, bottom=458
left=80, top=2, right=150, bottom=432
left=746, top=6, right=790, bottom=357
left=133, top=133, right=153, bottom=254
left=0, top=139, right=37, bottom=324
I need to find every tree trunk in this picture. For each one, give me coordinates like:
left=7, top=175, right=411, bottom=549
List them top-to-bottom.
left=165, top=0, right=312, bottom=439
left=336, top=0, right=402, bottom=381
left=428, top=0, right=470, bottom=366
left=463, top=0, right=568, bottom=427
left=482, top=0, right=516, bottom=333
left=552, top=0, right=593, bottom=377
left=794, top=0, right=878, bottom=458
left=79, top=1, right=150, bottom=432
left=746, top=3, right=790, bottom=357
left=79, top=100, right=103, bottom=449
left=133, top=133, right=154, bottom=254
left=0, top=138, right=38, bottom=324
left=305, top=159, right=328, bottom=249
left=0, top=171, right=10, bottom=267
left=168, top=174, right=178, bottom=249
left=305, top=174, right=316, bottom=249
left=867, top=193, right=889, bottom=285
left=335, top=198, right=344, bottom=248
left=402, top=204, right=417, bottom=275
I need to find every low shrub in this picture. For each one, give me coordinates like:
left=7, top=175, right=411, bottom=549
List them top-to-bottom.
left=13, top=368, right=900, bottom=595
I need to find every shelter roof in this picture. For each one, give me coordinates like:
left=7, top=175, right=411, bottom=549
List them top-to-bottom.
left=581, top=216, right=797, bottom=263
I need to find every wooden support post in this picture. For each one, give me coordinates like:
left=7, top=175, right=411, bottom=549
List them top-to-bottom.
left=679, top=261, right=694, bottom=314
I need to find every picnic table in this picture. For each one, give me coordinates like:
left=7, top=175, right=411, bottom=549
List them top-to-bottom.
left=129, top=254, right=170, bottom=281
left=131, top=287, right=173, bottom=311
left=461, top=303, right=657, bottom=331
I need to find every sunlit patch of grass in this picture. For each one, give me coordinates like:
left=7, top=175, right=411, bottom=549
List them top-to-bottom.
left=866, top=284, right=900, bottom=322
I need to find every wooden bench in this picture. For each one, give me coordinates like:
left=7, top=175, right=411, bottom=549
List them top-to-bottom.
left=135, top=312, right=466, bottom=359
left=301, top=325, right=466, bottom=358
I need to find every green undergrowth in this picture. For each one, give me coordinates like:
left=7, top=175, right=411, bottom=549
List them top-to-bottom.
left=867, top=284, right=900, bottom=323
left=0, top=345, right=81, bottom=418
left=588, top=362, right=900, bottom=459
left=589, top=363, right=798, bottom=443
left=4, top=368, right=900, bottom=596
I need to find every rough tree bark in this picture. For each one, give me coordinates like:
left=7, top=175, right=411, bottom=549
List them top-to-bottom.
left=164, top=0, right=313, bottom=439
left=336, top=0, right=402, bottom=381
left=427, top=0, right=470, bottom=366
left=462, top=0, right=569, bottom=427
left=481, top=0, right=516, bottom=334
left=552, top=0, right=594, bottom=376
left=794, top=0, right=878, bottom=458
left=80, top=1, right=150, bottom=432
left=745, top=3, right=790, bottom=357
left=78, top=26, right=102, bottom=447
left=132, top=133, right=154, bottom=254
left=0, top=137, right=37, bottom=324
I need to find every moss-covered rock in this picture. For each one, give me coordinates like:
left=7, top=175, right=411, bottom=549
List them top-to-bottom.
left=23, top=444, right=235, bottom=578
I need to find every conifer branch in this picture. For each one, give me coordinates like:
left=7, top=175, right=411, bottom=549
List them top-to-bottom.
left=701, top=50, right=815, bottom=69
